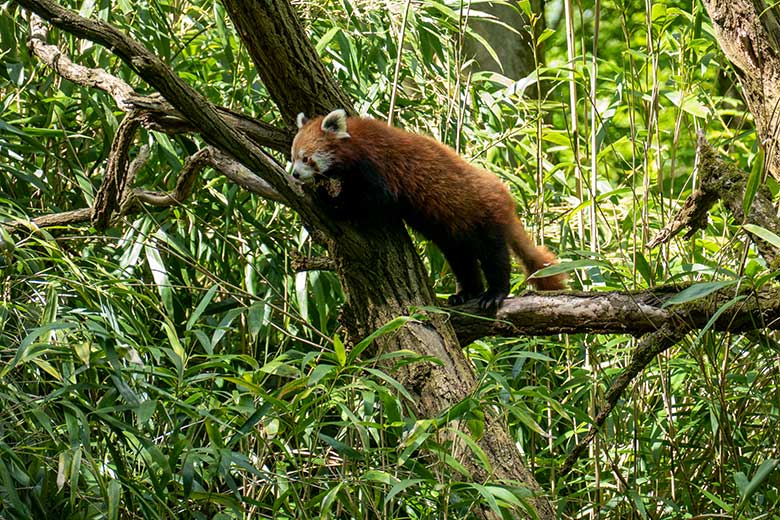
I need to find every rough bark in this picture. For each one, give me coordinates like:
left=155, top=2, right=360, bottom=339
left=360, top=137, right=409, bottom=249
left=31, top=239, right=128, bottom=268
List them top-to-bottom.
left=221, top=0, right=353, bottom=125
left=701, top=0, right=780, bottom=180
left=223, top=2, right=556, bottom=517
left=91, top=114, right=141, bottom=230
left=649, top=132, right=780, bottom=269
left=696, top=132, right=780, bottom=267
left=451, top=284, right=780, bottom=343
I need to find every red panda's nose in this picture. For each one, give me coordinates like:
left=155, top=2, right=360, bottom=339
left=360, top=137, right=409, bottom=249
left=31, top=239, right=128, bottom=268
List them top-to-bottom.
left=292, top=171, right=300, bottom=179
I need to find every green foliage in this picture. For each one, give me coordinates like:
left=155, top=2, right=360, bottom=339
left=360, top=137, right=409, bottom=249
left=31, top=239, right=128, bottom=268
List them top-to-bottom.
left=2, top=0, right=780, bottom=519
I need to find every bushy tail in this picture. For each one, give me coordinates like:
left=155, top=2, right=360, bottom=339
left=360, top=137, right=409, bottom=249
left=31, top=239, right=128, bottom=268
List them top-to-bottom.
left=507, top=217, right=567, bottom=291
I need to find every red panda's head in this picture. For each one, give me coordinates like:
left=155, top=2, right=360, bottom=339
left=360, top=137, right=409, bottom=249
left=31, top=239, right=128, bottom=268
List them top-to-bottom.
left=291, top=109, right=351, bottom=182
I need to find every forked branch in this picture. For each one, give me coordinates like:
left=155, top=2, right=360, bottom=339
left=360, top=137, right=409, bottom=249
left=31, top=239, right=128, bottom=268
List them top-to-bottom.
left=16, top=0, right=299, bottom=208
left=24, top=12, right=291, bottom=153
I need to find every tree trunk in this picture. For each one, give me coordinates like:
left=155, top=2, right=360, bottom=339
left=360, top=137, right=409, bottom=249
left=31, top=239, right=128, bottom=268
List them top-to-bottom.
left=464, top=0, right=545, bottom=85
left=701, top=0, right=780, bottom=179
left=222, top=1, right=555, bottom=517
left=14, top=6, right=554, bottom=514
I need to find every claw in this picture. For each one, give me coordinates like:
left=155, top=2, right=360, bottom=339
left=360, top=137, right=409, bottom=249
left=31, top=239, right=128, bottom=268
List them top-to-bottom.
left=477, top=291, right=507, bottom=310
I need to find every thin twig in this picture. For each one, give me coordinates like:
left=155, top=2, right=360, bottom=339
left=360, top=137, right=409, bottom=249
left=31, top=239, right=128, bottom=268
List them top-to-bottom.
left=559, top=323, right=690, bottom=476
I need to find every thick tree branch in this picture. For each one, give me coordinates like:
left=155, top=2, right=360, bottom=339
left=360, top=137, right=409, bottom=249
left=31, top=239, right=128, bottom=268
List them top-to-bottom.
left=221, top=0, right=354, bottom=124
left=13, top=2, right=556, bottom=517
left=129, top=95, right=294, bottom=154
left=128, top=148, right=209, bottom=208
left=207, top=148, right=286, bottom=203
left=15, top=208, right=94, bottom=229
left=452, top=282, right=779, bottom=475
left=450, top=284, right=780, bottom=343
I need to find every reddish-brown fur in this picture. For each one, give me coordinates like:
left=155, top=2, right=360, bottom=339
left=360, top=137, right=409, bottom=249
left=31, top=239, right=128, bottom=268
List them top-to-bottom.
left=292, top=112, right=566, bottom=308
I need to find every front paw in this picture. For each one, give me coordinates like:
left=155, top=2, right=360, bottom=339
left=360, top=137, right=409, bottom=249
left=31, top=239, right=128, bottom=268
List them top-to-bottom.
left=477, top=290, right=507, bottom=310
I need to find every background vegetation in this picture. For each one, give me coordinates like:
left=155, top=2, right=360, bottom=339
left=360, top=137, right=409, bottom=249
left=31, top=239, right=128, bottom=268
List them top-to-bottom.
left=1, top=0, right=778, bottom=518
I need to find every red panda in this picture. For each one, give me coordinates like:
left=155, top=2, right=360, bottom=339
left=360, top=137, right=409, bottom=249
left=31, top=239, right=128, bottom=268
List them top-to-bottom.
left=291, top=109, right=566, bottom=309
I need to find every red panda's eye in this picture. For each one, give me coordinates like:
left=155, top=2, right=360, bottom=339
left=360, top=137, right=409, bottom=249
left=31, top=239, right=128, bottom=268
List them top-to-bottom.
left=302, top=157, right=310, bottom=165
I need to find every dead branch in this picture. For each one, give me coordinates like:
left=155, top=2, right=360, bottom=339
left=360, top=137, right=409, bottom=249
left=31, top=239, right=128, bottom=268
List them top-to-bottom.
left=15, top=0, right=302, bottom=214
left=15, top=8, right=289, bottom=228
left=24, top=12, right=291, bottom=154
left=27, top=14, right=135, bottom=108
left=129, top=94, right=293, bottom=154
left=92, top=114, right=141, bottom=230
left=648, top=132, right=780, bottom=266
left=696, top=133, right=780, bottom=267
left=119, top=144, right=151, bottom=211
left=5, top=146, right=282, bottom=231
left=129, top=148, right=210, bottom=208
left=207, top=148, right=286, bottom=203
left=646, top=189, right=718, bottom=249
left=20, top=208, right=93, bottom=229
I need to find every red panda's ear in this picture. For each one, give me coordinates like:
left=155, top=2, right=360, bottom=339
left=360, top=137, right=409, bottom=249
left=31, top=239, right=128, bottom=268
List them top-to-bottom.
left=321, top=109, right=350, bottom=139
left=296, top=113, right=308, bottom=129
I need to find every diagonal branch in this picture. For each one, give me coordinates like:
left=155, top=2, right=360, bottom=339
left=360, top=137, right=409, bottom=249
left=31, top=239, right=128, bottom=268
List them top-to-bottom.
left=15, top=0, right=302, bottom=210
left=24, top=12, right=291, bottom=154
left=27, top=13, right=135, bottom=108
left=207, top=148, right=286, bottom=202
left=559, top=323, right=690, bottom=476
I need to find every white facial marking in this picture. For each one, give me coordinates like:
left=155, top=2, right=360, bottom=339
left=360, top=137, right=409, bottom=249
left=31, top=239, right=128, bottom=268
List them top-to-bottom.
left=291, top=149, right=334, bottom=183
left=312, top=151, right=333, bottom=171
left=292, top=159, right=316, bottom=182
